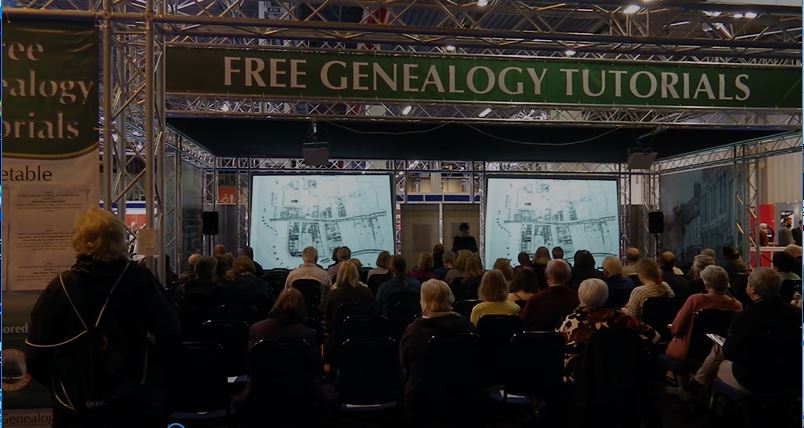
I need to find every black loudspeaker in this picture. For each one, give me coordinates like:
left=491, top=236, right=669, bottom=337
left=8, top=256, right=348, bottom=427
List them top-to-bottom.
left=202, top=211, right=219, bottom=235
left=648, top=211, right=664, bottom=234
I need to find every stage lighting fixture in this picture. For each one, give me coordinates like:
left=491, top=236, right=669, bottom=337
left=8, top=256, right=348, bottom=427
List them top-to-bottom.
left=477, top=0, right=488, bottom=6
left=623, top=4, right=640, bottom=14
left=744, top=11, right=757, bottom=19
left=445, top=45, right=456, bottom=52
left=564, top=49, right=577, bottom=56
left=402, top=105, right=413, bottom=115
left=478, top=108, right=492, bottom=118
left=303, top=121, right=329, bottom=166
left=627, top=147, right=658, bottom=170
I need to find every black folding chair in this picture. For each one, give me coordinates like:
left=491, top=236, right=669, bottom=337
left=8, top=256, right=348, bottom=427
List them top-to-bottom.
left=359, top=267, right=371, bottom=284
left=367, top=273, right=392, bottom=296
left=291, top=279, right=323, bottom=318
left=780, top=279, right=802, bottom=302
left=606, top=287, right=633, bottom=309
left=385, top=292, right=421, bottom=339
left=641, top=297, right=681, bottom=342
left=453, top=299, right=482, bottom=318
left=215, top=303, right=260, bottom=326
left=333, top=303, right=380, bottom=336
left=659, top=309, right=736, bottom=382
left=477, top=314, right=523, bottom=385
left=200, top=319, right=249, bottom=376
left=337, top=336, right=401, bottom=411
left=169, top=342, right=231, bottom=426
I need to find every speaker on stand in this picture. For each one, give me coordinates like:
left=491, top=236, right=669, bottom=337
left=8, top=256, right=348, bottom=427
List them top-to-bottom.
left=202, top=211, right=219, bottom=255
left=648, top=211, right=664, bottom=258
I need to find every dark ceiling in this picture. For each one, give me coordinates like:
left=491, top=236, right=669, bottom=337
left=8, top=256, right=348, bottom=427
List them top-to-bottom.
left=166, top=117, right=782, bottom=162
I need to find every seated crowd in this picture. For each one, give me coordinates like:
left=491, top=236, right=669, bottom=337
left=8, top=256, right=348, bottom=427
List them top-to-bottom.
left=25, top=208, right=803, bottom=427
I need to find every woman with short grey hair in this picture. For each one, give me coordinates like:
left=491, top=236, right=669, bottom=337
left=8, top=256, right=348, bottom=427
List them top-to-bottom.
left=666, top=265, right=742, bottom=364
left=557, top=278, right=659, bottom=383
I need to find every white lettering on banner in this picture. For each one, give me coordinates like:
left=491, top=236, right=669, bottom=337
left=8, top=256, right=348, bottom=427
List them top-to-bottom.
left=224, top=56, right=241, bottom=86
left=245, top=58, right=266, bottom=87
left=269, top=58, right=287, bottom=88
left=289, top=59, right=306, bottom=89
left=321, top=61, right=347, bottom=90
left=352, top=62, right=369, bottom=91
left=373, top=63, right=397, bottom=91
left=402, top=64, right=419, bottom=92
left=421, top=65, right=445, bottom=93
left=448, top=65, right=464, bottom=94
left=466, top=66, right=495, bottom=94
left=498, top=67, right=524, bottom=95
left=525, top=68, right=547, bottom=95
left=560, top=69, right=578, bottom=96
left=1, top=70, right=95, bottom=105
left=581, top=70, right=605, bottom=97
left=608, top=70, right=627, bottom=97
left=630, top=71, right=658, bottom=99
left=661, top=72, right=680, bottom=99
left=682, top=73, right=691, bottom=99
left=694, top=74, right=716, bottom=100
left=735, top=74, right=750, bottom=101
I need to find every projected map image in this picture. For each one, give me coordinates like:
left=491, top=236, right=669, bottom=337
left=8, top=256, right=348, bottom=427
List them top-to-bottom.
left=250, top=175, right=394, bottom=269
left=484, top=178, right=619, bottom=267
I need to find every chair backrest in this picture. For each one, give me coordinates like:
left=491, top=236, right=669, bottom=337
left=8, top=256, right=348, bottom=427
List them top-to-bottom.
left=359, top=267, right=371, bottom=284
left=262, top=272, right=287, bottom=297
left=730, top=272, right=751, bottom=306
left=367, top=273, right=392, bottom=295
left=628, top=273, right=642, bottom=287
left=291, top=279, right=323, bottom=317
left=780, top=279, right=802, bottom=302
left=606, top=287, right=633, bottom=309
left=225, top=292, right=273, bottom=320
left=385, top=292, right=422, bottom=338
left=641, top=297, right=681, bottom=341
left=453, top=299, right=482, bottom=318
left=215, top=302, right=260, bottom=326
left=333, top=303, right=379, bottom=333
left=686, top=309, right=736, bottom=365
left=477, top=314, right=522, bottom=345
left=200, top=319, right=250, bottom=376
left=504, top=331, right=564, bottom=397
left=417, top=333, right=483, bottom=403
left=337, top=336, right=401, bottom=405
left=249, top=339, right=320, bottom=401
left=169, top=342, right=228, bottom=412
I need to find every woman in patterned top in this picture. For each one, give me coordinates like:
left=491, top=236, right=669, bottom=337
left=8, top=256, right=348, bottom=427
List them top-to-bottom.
left=558, top=278, right=660, bottom=383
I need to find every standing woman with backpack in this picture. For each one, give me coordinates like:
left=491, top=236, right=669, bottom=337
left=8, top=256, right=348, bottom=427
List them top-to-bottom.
left=26, top=208, right=181, bottom=427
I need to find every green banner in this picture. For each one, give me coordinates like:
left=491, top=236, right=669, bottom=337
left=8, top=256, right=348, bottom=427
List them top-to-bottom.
left=2, top=18, right=99, bottom=159
left=166, top=47, right=801, bottom=109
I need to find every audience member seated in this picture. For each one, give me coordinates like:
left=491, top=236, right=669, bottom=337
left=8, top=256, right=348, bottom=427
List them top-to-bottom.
left=26, top=208, right=180, bottom=428
left=451, top=222, right=479, bottom=253
left=433, top=243, right=445, bottom=270
left=213, top=244, right=226, bottom=257
left=784, top=244, right=802, bottom=259
left=241, top=245, right=264, bottom=278
left=284, top=246, right=332, bottom=303
left=327, top=246, right=352, bottom=281
left=533, top=246, right=551, bottom=287
left=551, top=246, right=565, bottom=263
left=721, top=246, right=749, bottom=283
left=326, top=247, right=341, bottom=271
left=621, top=247, right=640, bottom=277
left=700, top=248, right=717, bottom=260
left=367, top=250, right=391, bottom=282
left=434, top=250, right=456, bottom=280
left=443, top=250, right=471, bottom=285
left=571, top=250, right=605, bottom=288
left=513, top=251, right=533, bottom=274
left=659, top=251, right=691, bottom=296
left=772, top=251, right=801, bottom=282
left=410, top=252, right=436, bottom=282
left=178, top=253, right=201, bottom=283
left=212, top=253, right=234, bottom=286
left=453, top=255, right=484, bottom=300
left=679, top=255, right=716, bottom=302
left=175, top=256, right=220, bottom=309
left=221, top=256, right=273, bottom=302
left=376, top=256, right=421, bottom=314
left=602, top=256, right=634, bottom=291
left=347, top=258, right=363, bottom=271
left=492, top=258, right=514, bottom=282
left=622, top=259, right=674, bottom=321
left=521, top=260, right=579, bottom=331
left=320, top=262, right=374, bottom=332
left=666, top=266, right=742, bottom=364
left=507, top=267, right=541, bottom=303
left=693, top=268, right=801, bottom=396
left=470, top=270, right=520, bottom=325
left=558, top=278, right=659, bottom=383
left=400, top=280, right=476, bottom=410
left=248, top=288, right=318, bottom=350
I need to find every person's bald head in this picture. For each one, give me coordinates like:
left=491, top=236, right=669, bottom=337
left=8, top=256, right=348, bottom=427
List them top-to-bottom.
left=213, top=244, right=226, bottom=257
left=302, top=246, right=318, bottom=264
left=625, top=247, right=640, bottom=264
left=659, top=251, right=676, bottom=269
left=187, top=253, right=201, bottom=268
left=602, top=256, right=622, bottom=278
left=545, top=259, right=571, bottom=286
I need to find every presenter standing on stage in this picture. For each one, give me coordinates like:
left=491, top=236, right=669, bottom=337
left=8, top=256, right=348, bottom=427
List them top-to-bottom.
left=452, top=223, right=479, bottom=253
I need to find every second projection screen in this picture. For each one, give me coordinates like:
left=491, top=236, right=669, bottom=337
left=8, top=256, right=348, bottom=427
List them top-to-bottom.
left=250, top=174, right=394, bottom=269
left=484, top=178, right=619, bottom=266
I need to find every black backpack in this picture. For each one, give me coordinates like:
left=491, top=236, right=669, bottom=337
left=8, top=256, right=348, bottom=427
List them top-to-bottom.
left=30, top=263, right=147, bottom=414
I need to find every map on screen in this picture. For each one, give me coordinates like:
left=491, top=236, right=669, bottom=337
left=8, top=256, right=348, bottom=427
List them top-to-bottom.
left=250, top=174, right=394, bottom=269
left=484, top=178, right=619, bottom=268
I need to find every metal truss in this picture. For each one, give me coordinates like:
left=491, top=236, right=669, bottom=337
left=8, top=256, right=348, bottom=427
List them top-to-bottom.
left=166, top=96, right=801, bottom=130
left=652, top=131, right=802, bottom=174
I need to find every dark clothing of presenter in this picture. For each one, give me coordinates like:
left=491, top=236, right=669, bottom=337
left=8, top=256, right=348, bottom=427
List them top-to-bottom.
left=452, top=235, right=478, bottom=253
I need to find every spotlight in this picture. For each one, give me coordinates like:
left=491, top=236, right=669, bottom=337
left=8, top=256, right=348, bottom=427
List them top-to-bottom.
left=477, top=0, right=488, bottom=6
left=623, top=4, right=640, bottom=14
left=744, top=11, right=757, bottom=19
left=733, top=13, right=744, bottom=19
left=445, top=45, right=456, bottom=52
left=564, top=49, right=577, bottom=57
left=402, top=105, right=412, bottom=115
left=478, top=108, right=492, bottom=118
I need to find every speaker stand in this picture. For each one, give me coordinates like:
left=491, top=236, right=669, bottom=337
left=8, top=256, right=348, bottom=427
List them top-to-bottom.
left=653, top=233, right=661, bottom=259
